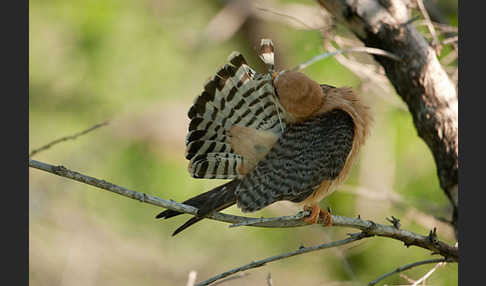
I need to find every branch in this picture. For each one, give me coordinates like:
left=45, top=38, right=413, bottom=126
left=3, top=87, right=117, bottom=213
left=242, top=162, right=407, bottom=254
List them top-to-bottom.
left=317, top=0, right=458, bottom=236
left=415, top=0, right=440, bottom=53
left=290, top=46, right=401, bottom=72
left=29, top=121, right=109, bottom=157
left=28, top=159, right=458, bottom=262
left=196, top=232, right=370, bottom=286
left=368, top=258, right=449, bottom=286
left=410, top=259, right=445, bottom=286
left=186, top=271, right=198, bottom=286
left=211, top=273, right=250, bottom=286
left=266, top=273, right=273, bottom=286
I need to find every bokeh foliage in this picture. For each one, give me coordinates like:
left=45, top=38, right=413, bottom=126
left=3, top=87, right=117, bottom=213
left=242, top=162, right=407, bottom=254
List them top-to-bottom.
left=30, top=0, right=458, bottom=285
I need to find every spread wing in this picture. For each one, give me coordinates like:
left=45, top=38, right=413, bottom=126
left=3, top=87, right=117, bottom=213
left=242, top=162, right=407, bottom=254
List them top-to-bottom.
left=185, top=52, right=286, bottom=179
left=235, top=109, right=355, bottom=212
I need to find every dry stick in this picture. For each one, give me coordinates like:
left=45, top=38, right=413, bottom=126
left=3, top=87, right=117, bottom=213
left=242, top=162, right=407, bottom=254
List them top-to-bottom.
left=415, top=0, right=441, bottom=53
left=252, top=3, right=332, bottom=32
left=255, top=6, right=318, bottom=30
left=415, top=20, right=458, bottom=34
left=441, top=36, right=458, bottom=45
left=291, top=47, right=401, bottom=72
left=29, top=121, right=109, bottom=157
left=28, top=159, right=458, bottom=262
left=196, top=232, right=369, bottom=286
left=368, top=258, right=449, bottom=286
left=410, top=260, right=445, bottom=286
left=186, top=271, right=198, bottom=286
left=266, top=272, right=273, bottom=286
left=399, top=273, right=417, bottom=284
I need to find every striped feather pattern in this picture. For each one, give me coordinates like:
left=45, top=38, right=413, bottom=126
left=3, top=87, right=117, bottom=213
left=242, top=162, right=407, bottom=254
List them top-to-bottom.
left=186, top=52, right=286, bottom=179
left=235, top=109, right=355, bottom=212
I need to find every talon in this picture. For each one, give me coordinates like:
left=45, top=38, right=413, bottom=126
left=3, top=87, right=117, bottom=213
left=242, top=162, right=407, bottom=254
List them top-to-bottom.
left=303, top=204, right=321, bottom=224
left=303, top=204, right=333, bottom=226
left=319, top=209, right=333, bottom=226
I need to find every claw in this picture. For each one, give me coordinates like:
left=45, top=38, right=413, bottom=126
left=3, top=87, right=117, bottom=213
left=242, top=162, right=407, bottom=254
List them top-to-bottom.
left=303, top=204, right=333, bottom=226
left=303, top=204, right=320, bottom=224
left=320, top=209, right=332, bottom=226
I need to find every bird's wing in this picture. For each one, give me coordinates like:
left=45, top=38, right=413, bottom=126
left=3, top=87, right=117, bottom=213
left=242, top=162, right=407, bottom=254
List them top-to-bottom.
left=185, top=52, right=286, bottom=179
left=235, top=109, right=355, bottom=212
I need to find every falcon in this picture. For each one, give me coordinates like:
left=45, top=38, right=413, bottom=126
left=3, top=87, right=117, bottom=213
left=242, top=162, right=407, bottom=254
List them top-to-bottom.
left=156, top=39, right=372, bottom=236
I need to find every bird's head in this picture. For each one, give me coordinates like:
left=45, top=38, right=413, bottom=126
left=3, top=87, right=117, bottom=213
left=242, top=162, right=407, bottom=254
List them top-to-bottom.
left=272, top=70, right=324, bottom=123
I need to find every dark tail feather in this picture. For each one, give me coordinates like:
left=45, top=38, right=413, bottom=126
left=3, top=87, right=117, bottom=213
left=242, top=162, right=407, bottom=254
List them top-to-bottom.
left=156, top=179, right=240, bottom=236
left=171, top=216, right=205, bottom=236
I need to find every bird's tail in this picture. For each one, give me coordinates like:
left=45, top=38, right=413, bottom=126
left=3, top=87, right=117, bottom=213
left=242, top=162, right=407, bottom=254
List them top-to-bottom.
left=156, top=179, right=240, bottom=236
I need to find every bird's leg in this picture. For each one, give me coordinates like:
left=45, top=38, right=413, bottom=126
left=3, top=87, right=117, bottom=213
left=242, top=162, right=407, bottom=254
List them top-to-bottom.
left=303, top=204, right=333, bottom=226
left=303, top=204, right=320, bottom=224
left=322, top=207, right=332, bottom=226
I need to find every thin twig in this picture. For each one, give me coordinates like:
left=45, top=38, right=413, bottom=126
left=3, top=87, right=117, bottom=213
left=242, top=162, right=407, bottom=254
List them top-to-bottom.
left=415, top=0, right=440, bottom=53
left=252, top=3, right=330, bottom=31
left=255, top=6, right=317, bottom=30
left=415, top=20, right=458, bottom=34
left=431, top=22, right=458, bottom=33
left=441, top=36, right=458, bottom=45
left=322, top=39, right=407, bottom=111
left=291, top=47, right=401, bottom=72
left=440, top=49, right=458, bottom=66
left=29, top=121, right=109, bottom=157
left=28, top=159, right=459, bottom=261
left=320, top=231, right=360, bottom=283
left=196, top=232, right=369, bottom=286
left=368, top=258, right=449, bottom=286
left=411, top=261, right=445, bottom=286
left=186, top=271, right=198, bottom=286
left=211, top=272, right=250, bottom=286
left=266, top=272, right=273, bottom=286
left=399, top=273, right=417, bottom=284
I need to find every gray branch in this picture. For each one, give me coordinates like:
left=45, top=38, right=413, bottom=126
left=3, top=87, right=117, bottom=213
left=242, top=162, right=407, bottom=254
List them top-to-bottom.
left=317, top=0, right=458, bottom=235
left=290, top=46, right=400, bottom=71
left=29, top=121, right=109, bottom=157
left=29, top=159, right=458, bottom=262
left=196, top=232, right=370, bottom=286
left=368, top=258, right=449, bottom=286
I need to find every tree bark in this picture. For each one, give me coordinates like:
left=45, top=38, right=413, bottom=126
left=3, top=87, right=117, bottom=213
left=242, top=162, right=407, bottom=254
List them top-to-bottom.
left=317, top=0, right=458, bottom=235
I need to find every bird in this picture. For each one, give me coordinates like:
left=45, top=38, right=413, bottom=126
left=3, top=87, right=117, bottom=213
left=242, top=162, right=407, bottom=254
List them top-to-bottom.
left=156, top=39, right=372, bottom=236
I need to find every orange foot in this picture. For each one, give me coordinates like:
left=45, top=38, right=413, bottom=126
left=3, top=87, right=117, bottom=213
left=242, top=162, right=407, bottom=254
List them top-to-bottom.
left=303, top=204, right=333, bottom=226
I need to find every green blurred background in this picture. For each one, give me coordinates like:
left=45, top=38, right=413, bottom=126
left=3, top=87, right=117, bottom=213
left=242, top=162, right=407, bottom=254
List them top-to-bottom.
left=29, top=0, right=458, bottom=285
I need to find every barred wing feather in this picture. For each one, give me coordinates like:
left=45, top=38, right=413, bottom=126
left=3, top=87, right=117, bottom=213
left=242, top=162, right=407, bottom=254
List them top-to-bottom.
left=185, top=52, right=286, bottom=179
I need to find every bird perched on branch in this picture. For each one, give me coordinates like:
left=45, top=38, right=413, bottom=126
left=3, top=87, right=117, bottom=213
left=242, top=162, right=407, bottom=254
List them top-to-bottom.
left=156, top=39, right=372, bottom=236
